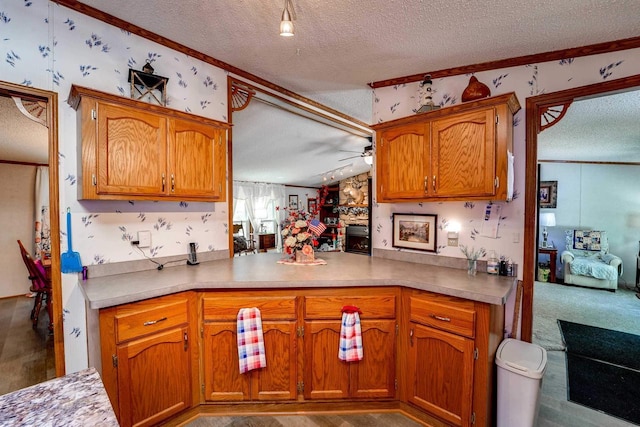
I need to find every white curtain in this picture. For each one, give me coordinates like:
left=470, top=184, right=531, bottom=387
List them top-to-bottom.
left=34, top=166, right=50, bottom=259
left=233, top=181, right=286, bottom=250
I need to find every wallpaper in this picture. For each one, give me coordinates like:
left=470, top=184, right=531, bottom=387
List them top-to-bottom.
left=1, top=0, right=229, bottom=371
left=371, top=48, right=640, bottom=274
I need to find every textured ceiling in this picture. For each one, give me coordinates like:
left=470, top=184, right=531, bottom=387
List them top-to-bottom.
left=78, top=0, right=640, bottom=123
left=539, top=89, right=640, bottom=162
left=0, top=96, right=48, bottom=165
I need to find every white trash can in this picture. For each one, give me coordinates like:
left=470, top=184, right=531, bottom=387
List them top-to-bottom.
left=495, top=338, right=547, bottom=427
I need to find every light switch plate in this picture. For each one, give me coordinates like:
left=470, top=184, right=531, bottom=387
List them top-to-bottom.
left=137, top=230, right=151, bottom=248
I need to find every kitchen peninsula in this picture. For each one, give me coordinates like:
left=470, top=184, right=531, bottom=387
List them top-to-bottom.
left=82, top=252, right=514, bottom=427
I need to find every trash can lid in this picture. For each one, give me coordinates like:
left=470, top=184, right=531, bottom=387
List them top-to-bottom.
left=495, top=338, right=547, bottom=379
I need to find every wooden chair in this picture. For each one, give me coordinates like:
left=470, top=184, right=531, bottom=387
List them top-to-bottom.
left=17, top=240, right=53, bottom=332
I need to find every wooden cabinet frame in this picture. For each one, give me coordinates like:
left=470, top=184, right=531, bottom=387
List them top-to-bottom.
left=68, top=85, right=229, bottom=202
left=372, top=93, right=520, bottom=203
left=97, top=286, right=503, bottom=427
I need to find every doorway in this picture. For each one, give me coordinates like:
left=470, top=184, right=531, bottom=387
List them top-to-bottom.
left=522, top=74, right=640, bottom=341
left=0, top=81, right=64, bottom=380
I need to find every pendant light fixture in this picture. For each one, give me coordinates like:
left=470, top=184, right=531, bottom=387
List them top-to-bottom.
left=280, top=0, right=294, bottom=37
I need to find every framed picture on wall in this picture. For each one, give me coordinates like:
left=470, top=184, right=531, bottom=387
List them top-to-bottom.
left=539, top=181, right=557, bottom=208
left=288, top=195, right=299, bottom=211
left=307, top=198, right=317, bottom=213
left=392, top=213, right=437, bottom=252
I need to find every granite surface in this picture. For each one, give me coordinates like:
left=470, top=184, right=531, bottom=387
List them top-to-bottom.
left=80, top=252, right=515, bottom=309
left=0, top=367, right=118, bottom=426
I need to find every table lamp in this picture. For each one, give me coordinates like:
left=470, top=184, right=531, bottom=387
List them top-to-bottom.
left=540, top=212, right=556, bottom=248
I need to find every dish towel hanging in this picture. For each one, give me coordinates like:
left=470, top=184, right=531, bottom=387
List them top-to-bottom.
left=338, top=305, right=363, bottom=362
left=237, top=307, right=267, bottom=374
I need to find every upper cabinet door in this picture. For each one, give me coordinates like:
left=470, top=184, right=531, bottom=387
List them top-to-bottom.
left=96, top=102, right=167, bottom=196
left=431, top=108, right=496, bottom=198
left=168, top=118, right=226, bottom=200
left=377, top=122, right=430, bottom=201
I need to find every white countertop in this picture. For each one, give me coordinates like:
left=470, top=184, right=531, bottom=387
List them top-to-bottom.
left=80, top=252, right=515, bottom=309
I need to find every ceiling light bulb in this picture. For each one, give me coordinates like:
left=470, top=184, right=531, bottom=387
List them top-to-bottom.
left=280, top=4, right=294, bottom=36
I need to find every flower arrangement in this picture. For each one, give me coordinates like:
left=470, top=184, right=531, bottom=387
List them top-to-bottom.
left=280, top=186, right=329, bottom=259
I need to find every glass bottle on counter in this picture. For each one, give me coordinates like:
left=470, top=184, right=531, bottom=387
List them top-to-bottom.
left=487, top=251, right=499, bottom=275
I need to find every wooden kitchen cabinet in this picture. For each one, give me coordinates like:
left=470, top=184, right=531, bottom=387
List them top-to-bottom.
left=68, top=85, right=229, bottom=202
left=373, top=93, right=520, bottom=203
left=403, top=290, right=503, bottom=427
left=98, top=292, right=198, bottom=427
left=201, top=294, right=297, bottom=402
left=303, top=294, right=397, bottom=400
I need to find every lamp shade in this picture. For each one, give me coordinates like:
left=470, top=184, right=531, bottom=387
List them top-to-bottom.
left=280, top=7, right=294, bottom=36
left=539, top=212, right=556, bottom=227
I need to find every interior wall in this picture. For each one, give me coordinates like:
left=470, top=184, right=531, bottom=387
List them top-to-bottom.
left=540, top=162, right=640, bottom=285
left=0, top=163, right=37, bottom=298
left=285, top=186, right=321, bottom=215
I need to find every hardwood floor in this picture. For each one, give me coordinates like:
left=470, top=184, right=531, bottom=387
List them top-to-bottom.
left=535, top=282, right=638, bottom=427
left=0, top=295, right=55, bottom=396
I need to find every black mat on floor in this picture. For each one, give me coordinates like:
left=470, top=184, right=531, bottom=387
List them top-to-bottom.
left=559, top=320, right=640, bottom=425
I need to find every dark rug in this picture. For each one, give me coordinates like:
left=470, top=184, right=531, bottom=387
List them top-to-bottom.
left=558, top=320, right=640, bottom=425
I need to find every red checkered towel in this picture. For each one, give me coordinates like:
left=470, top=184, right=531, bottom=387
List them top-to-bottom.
left=338, top=305, right=363, bottom=362
left=237, top=307, right=267, bottom=374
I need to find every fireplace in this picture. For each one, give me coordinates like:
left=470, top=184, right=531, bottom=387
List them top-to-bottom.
left=345, top=225, right=370, bottom=255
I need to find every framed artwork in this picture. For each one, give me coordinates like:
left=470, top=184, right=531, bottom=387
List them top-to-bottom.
left=539, top=181, right=557, bottom=208
left=288, top=195, right=299, bottom=210
left=307, top=198, right=317, bottom=213
left=392, top=213, right=437, bottom=252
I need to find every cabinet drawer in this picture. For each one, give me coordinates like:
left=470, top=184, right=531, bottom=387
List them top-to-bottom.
left=304, top=295, right=396, bottom=320
left=202, top=296, right=296, bottom=321
left=410, top=296, right=476, bottom=338
left=115, top=298, right=189, bottom=343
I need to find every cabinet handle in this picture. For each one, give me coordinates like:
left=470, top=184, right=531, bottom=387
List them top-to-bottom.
left=161, top=173, right=165, bottom=192
left=171, top=174, right=175, bottom=192
left=432, top=175, right=436, bottom=191
left=423, top=176, right=428, bottom=192
left=430, top=314, right=451, bottom=322
left=143, top=317, right=167, bottom=326
left=410, top=328, right=414, bottom=346
left=184, top=331, right=188, bottom=351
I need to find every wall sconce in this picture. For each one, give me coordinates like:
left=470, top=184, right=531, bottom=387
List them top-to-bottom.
left=280, top=0, right=295, bottom=37
left=447, top=221, right=461, bottom=246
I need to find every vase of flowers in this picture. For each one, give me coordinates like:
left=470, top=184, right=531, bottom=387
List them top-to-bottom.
left=281, top=187, right=328, bottom=262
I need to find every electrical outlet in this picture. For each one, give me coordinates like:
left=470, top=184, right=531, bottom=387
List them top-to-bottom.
left=137, top=231, right=151, bottom=248
left=512, top=232, right=520, bottom=243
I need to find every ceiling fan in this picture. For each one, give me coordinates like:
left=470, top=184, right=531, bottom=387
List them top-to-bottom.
left=339, top=144, right=373, bottom=164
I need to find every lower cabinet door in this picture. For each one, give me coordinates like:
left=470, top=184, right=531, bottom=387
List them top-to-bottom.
left=350, top=319, right=396, bottom=399
left=304, top=320, right=350, bottom=399
left=203, top=321, right=297, bottom=402
left=252, top=321, right=298, bottom=400
left=203, top=322, right=251, bottom=401
left=408, top=322, right=474, bottom=426
left=116, top=326, right=192, bottom=427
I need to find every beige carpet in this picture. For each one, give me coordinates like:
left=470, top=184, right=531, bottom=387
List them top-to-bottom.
left=532, top=281, right=640, bottom=351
